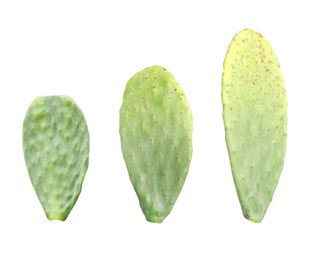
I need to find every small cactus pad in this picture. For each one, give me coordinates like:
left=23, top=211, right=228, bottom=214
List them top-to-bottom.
left=222, top=29, right=287, bottom=222
left=120, top=66, right=193, bottom=223
left=23, top=96, right=89, bottom=221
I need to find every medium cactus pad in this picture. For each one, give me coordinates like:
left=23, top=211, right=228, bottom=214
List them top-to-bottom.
left=222, top=29, right=287, bottom=222
left=120, top=66, right=193, bottom=223
left=23, top=96, right=89, bottom=221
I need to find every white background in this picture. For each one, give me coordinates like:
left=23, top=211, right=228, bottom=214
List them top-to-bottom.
left=0, top=0, right=313, bottom=259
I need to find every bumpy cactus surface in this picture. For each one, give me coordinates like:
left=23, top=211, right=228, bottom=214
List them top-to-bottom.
left=222, top=29, right=287, bottom=222
left=120, top=66, right=193, bottom=223
left=23, top=96, right=89, bottom=221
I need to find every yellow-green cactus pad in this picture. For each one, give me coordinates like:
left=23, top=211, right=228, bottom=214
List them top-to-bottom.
left=222, top=29, right=287, bottom=222
left=120, top=66, right=193, bottom=223
left=23, top=96, right=89, bottom=221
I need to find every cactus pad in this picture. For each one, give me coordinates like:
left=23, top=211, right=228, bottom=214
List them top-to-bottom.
left=222, top=29, right=287, bottom=222
left=120, top=66, right=193, bottom=223
left=23, top=96, right=89, bottom=221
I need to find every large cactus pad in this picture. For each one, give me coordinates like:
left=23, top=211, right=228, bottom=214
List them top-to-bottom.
left=222, top=29, right=288, bottom=222
left=120, top=66, right=193, bottom=223
left=23, top=96, right=89, bottom=221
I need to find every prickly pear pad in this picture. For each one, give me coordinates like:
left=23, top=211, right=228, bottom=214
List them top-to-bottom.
left=222, top=29, right=287, bottom=222
left=120, top=66, right=193, bottom=223
left=23, top=96, right=89, bottom=221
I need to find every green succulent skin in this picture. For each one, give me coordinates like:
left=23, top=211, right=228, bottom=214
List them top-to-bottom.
left=222, top=29, right=287, bottom=223
left=120, top=66, right=193, bottom=223
left=23, top=96, right=89, bottom=221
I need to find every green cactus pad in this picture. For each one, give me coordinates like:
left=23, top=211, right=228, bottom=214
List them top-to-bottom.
left=222, top=29, right=287, bottom=222
left=120, top=66, right=193, bottom=223
left=23, top=96, right=89, bottom=221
